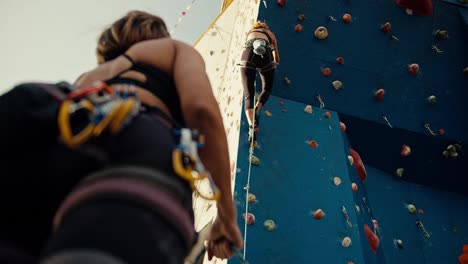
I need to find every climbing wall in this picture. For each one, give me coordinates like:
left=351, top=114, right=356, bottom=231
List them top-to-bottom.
left=192, top=0, right=260, bottom=263
left=229, top=0, right=468, bottom=263
left=258, top=0, right=468, bottom=195
left=232, top=97, right=367, bottom=264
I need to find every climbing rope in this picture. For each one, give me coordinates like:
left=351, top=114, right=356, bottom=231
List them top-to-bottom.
left=243, top=90, right=259, bottom=259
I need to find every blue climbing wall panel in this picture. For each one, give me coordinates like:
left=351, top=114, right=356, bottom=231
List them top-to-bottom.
left=256, top=0, right=468, bottom=195
left=232, top=96, right=366, bottom=264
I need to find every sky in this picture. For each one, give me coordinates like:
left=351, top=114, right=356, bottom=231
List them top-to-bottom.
left=0, top=0, right=221, bottom=93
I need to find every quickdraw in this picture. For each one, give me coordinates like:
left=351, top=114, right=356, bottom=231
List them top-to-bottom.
left=58, top=82, right=139, bottom=148
left=172, top=128, right=221, bottom=201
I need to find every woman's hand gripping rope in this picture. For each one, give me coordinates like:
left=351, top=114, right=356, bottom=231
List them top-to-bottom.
left=172, top=128, right=221, bottom=201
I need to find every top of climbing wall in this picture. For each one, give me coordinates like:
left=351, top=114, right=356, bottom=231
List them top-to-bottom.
left=259, top=0, right=468, bottom=142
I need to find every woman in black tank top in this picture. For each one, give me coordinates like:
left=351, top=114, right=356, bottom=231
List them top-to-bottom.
left=239, top=21, right=281, bottom=147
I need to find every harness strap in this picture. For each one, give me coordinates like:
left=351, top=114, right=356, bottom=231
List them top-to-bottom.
left=248, top=29, right=273, bottom=43
left=53, top=168, right=196, bottom=250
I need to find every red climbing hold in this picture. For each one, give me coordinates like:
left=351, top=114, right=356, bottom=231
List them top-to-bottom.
left=277, top=0, right=286, bottom=6
left=396, top=0, right=433, bottom=16
left=181, top=11, right=187, bottom=16
left=343, top=13, right=352, bottom=23
left=381, top=22, right=391, bottom=33
left=295, top=24, right=303, bottom=32
left=336, top=56, right=344, bottom=65
left=408, top=63, right=420, bottom=76
left=321, top=67, right=331, bottom=77
left=375, top=89, right=385, bottom=101
left=279, top=100, right=285, bottom=106
left=439, top=128, right=445, bottom=136
left=308, top=140, right=319, bottom=148
left=400, top=144, right=411, bottom=156
left=350, top=148, right=367, bottom=182
left=243, top=213, right=255, bottom=225
left=364, top=224, right=380, bottom=254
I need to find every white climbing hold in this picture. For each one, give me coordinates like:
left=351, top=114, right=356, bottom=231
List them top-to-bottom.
left=332, top=80, right=343, bottom=90
left=304, top=105, right=313, bottom=114
left=348, top=155, right=354, bottom=165
left=342, top=237, right=352, bottom=247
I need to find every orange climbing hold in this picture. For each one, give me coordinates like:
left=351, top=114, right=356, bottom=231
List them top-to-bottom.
left=396, top=0, right=433, bottom=16
left=381, top=22, right=391, bottom=33
left=295, top=24, right=303, bottom=32
left=321, top=67, right=331, bottom=76
left=279, top=100, right=285, bottom=106
left=325, top=111, right=331, bottom=119
left=340, top=122, right=347, bottom=132
left=308, top=140, right=319, bottom=148
left=349, top=148, right=367, bottom=182
left=351, top=183, right=358, bottom=192
left=313, top=209, right=325, bottom=219
left=364, top=224, right=380, bottom=254
left=459, top=245, right=468, bottom=264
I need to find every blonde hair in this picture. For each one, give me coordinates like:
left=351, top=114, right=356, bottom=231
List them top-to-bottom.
left=96, top=10, right=170, bottom=64
left=252, top=21, right=269, bottom=30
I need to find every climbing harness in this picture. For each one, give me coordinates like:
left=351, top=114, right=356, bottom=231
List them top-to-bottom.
left=55, top=81, right=220, bottom=201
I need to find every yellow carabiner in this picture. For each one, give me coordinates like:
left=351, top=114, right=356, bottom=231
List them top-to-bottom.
left=110, top=98, right=136, bottom=133
left=58, top=100, right=95, bottom=148
left=93, top=101, right=123, bottom=137
left=172, top=149, right=197, bottom=181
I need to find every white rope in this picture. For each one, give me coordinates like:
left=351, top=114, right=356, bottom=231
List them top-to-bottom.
left=243, top=85, right=258, bottom=259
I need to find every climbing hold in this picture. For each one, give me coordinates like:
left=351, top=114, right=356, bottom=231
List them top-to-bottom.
left=277, top=0, right=286, bottom=6
left=396, top=0, right=433, bottom=16
left=181, top=11, right=186, bottom=16
left=342, top=13, right=352, bottom=23
left=298, top=14, right=305, bottom=21
left=381, top=22, right=391, bottom=33
left=295, top=24, right=303, bottom=32
left=314, top=26, right=328, bottom=40
left=434, top=29, right=449, bottom=39
left=210, top=51, right=215, bottom=56
left=336, top=56, right=344, bottom=64
left=408, top=63, right=420, bottom=76
left=321, top=67, right=331, bottom=76
left=464, top=67, right=468, bottom=76
left=284, top=77, right=291, bottom=85
left=332, top=80, right=343, bottom=90
left=375, top=89, right=385, bottom=101
left=427, top=95, right=436, bottom=104
left=279, top=100, right=285, bottom=106
left=304, top=105, right=313, bottom=114
left=282, top=109, right=288, bottom=112
left=264, top=110, right=272, bottom=116
left=325, top=111, right=331, bottom=119
left=340, top=122, right=347, bottom=132
left=438, top=128, right=445, bottom=136
left=308, top=140, right=319, bottom=148
left=400, top=144, right=411, bottom=156
left=443, top=144, right=461, bottom=159
left=350, top=148, right=368, bottom=182
left=249, top=155, right=260, bottom=166
left=348, top=155, right=354, bottom=165
left=396, top=168, right=404, bottom=178
left=333, top=176, right=342, bottom=186
left=351, top=183, right=358, bottom=192
left=248, top=193, right=256, bottom=203
left=355, top=204, right=360, bottom=213
left=407, top=204, right=417, bottom=214
left=418, top=208, right=424, bottom=214
left=313, top=209, right=325, bottom=219
left=243, top=213, right=255, bottom=225
left=372, top=219, right=379, bottom=232
left=264, top=220, right=276, bottom=231
left=364, top=224, right=380, bottom=253
left=342, top=237, right=352, bottom=248
left=394, top=238, right=404, bottom=249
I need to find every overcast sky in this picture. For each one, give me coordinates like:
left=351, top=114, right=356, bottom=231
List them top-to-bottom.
left=0, top=0, right=221, bottom=93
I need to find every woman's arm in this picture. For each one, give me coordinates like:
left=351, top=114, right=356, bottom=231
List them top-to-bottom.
left=271, top=32, right=280, bottom=64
